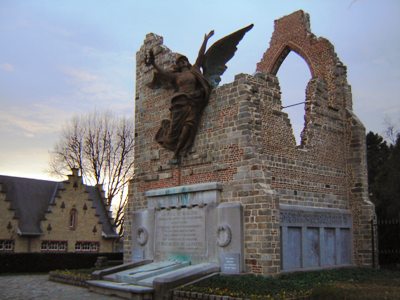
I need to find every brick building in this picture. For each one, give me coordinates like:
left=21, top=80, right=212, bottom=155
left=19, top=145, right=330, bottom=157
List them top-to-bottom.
left=125, top=10, right=376, bottom=274
left=0, top=169, right=118, bottom=253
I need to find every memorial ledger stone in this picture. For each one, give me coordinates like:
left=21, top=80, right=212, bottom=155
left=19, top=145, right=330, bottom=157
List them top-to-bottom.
left=155, top=207, right=206, bottom=260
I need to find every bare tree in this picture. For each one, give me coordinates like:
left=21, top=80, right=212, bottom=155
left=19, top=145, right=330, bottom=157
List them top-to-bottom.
left=49, top=111, right=135, bottom=237
left=383, top=116, right=400, bottom=145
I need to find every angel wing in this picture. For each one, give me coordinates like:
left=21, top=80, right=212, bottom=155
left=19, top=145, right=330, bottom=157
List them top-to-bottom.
left=202, top=24, right=253, bottom=87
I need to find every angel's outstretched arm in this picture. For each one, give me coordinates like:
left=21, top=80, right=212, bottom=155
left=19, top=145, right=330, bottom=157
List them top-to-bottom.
left=194, top=30, right=214, bottom=69
left=145, top=50, right=174, bottom=79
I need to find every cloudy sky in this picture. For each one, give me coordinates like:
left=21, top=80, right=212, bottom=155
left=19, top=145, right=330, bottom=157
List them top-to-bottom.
left=0, top=0, right=399, bottom=180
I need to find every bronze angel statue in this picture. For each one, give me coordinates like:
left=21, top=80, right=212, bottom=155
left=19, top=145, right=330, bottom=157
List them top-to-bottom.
left=145, top=24, right=253, bottom=160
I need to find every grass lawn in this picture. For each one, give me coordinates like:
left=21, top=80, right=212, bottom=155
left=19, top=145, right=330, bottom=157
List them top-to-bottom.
left=50, top=266, right=400, bottom=299
left=180, top=267, right=400, bottom=299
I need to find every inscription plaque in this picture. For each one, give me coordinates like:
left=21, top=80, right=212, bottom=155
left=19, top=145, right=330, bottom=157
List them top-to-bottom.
left=155, top=206, right=206, bottom=260
left=280, top=210, right=351, bottom=227
left=305, top=227, right=320, bottom=267
left=132, top=248, right=144, bottom=262
left=221, top=253, right=240, bottom=274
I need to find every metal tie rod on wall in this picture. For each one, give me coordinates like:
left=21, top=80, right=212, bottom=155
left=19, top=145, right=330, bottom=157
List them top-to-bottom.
left=281, top=100, right=310, bottom=109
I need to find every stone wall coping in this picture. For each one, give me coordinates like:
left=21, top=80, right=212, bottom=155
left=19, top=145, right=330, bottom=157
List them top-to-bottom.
left=145, top=182, right=222, bottom=197
left=217, top=202, right=242, bottom=209
left=279, top=204, right=351, bottom=215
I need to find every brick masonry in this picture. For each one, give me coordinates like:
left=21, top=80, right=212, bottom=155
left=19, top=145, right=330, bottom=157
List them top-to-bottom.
left=124, top=10, right=376, bottom=274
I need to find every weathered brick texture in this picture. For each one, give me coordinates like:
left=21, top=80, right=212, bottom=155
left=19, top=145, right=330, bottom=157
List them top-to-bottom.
left=125, top=10, right=376, bottom=274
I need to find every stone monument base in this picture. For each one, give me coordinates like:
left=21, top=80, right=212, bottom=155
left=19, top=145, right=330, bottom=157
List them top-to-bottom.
left=88, top=182, right=244, bottom=299
left=132, top=182, right=244, bottom=273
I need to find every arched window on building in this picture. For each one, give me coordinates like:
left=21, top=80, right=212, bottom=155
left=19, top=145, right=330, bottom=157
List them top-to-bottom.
left=277, top=51, right=311, bottom=146
left=69, top=208, right=77, bottom=230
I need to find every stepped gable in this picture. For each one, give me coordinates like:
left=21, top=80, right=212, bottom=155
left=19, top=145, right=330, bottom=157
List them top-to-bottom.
left=0, top=174, right=118, bottom=238
left=0, top=175, right=60, bottom=235
left=86, top=185, right=119, bottom=239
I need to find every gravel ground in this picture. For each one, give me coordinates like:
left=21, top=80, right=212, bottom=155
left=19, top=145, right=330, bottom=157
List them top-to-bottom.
left=0, top=274, right=119, bottom=300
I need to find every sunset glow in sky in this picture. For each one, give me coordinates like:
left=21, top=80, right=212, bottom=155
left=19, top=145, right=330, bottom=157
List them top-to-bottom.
left=1, top=0, right=399, bottom=180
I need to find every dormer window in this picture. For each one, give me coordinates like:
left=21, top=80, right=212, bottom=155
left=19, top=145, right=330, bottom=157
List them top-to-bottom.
left=69, top=208, right=77, bottom=230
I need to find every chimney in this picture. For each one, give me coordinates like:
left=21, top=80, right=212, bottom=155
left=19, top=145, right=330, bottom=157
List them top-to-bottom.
left=71, top=168, right=80, bottom=178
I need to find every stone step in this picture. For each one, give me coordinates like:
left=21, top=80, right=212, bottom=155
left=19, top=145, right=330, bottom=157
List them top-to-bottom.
left=116, top=260, right=190, bottom=285
left=89, top=262, right=220, bottom=300
left=141, top=262, right=219, bottom=287
left=87, top=280, right=153, bottom=300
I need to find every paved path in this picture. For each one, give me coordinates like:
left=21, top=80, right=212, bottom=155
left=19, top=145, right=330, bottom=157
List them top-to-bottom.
left=0, top=274, right=119, bottom=300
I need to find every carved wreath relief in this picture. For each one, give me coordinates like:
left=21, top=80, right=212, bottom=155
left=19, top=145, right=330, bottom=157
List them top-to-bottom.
left=217, top=224, right=232, bottom=247
left=137, top=226, right=149, bottom=246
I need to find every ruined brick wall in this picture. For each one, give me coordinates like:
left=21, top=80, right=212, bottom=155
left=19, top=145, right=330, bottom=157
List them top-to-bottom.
left=125, top=10, right=375, bottom=273
left=256, top=10, right=375, bottom=267
left=256, top=10, right=352, bottom=110
left=125, top=33, right=281, bottom=273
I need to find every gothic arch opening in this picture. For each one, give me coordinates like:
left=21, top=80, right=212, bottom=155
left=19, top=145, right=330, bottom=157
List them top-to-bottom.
left=277, top=51, right=312, bottom=145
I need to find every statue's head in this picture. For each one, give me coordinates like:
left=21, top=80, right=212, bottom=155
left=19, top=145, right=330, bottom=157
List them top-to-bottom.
left=175, top=54, right=191, bottom=70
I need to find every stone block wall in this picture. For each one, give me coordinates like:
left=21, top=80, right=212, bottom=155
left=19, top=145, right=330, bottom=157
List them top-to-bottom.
left=125, top=10, right=376, bottom=274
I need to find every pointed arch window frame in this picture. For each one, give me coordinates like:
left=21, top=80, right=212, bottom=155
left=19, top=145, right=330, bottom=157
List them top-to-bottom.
left=269, top=42, right=315, bottom=78
left=272, top=43, right=315, bottom=147
left=69, top=208, right=78, bottom=230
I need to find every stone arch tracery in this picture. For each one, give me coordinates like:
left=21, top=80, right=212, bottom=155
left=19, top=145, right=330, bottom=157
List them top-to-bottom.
left=257, top=10, right=351, bottom=147
left=257, top=10, right=349, bottom=107
left=257, top=11, right=337, bottom=78
left=269, top=43, right=315, bottom=79
left=276, top=48, right=313, bottom=146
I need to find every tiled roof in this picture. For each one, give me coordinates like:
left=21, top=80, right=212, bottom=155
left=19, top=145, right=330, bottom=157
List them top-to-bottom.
left=0, top=174, right=118, bottom=238
left=0, top=175, right=59, bottom=235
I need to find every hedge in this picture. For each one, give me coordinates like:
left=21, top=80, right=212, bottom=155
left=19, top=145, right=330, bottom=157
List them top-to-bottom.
left=0, top=252, right=122, bottom=273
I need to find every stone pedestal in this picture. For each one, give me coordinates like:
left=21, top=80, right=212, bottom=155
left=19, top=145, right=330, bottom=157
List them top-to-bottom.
left=131, top=182, right=244, bottom=274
